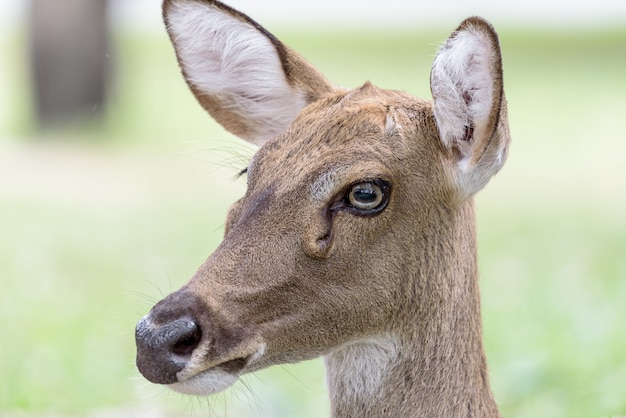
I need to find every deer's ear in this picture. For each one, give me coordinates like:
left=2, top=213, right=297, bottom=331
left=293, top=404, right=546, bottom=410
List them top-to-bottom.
left=163, top=0, right=336, bottom=146
left=430, top=17, right=510, bottom=198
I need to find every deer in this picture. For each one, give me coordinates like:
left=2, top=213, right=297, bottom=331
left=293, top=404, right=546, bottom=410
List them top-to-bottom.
left=135, top=0, right=510, bottom=416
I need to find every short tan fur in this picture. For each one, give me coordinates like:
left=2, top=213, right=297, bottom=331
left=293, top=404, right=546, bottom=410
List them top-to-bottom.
left=135, top=1, right=510, bottom=416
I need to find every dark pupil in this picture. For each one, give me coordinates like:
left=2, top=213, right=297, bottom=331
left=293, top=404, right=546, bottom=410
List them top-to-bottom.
left=354, top=184, right=377, bottom=203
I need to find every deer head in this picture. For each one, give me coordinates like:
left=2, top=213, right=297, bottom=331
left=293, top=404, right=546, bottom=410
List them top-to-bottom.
left=136, top=1, right=509, bottom=415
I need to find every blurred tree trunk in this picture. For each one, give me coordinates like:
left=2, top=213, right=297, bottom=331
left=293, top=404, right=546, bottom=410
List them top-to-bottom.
left=29, top=0, right=110, bottom=130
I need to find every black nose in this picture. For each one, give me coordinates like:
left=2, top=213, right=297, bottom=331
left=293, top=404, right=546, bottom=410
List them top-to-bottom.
left=135, top=316, right=202, bottom=384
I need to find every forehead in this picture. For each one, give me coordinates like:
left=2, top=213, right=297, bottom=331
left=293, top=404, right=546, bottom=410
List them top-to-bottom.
left=248, top=85, right=431, bottom=192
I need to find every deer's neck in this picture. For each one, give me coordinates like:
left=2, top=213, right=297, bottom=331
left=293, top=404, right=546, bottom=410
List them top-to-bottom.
left=324, top=201, right=500, bottom=417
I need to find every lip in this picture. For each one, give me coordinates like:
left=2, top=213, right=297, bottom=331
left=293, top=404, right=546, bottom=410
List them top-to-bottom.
left=170, top=343, right=267, bottom=395
left=216, top=356, right=250, bottom=373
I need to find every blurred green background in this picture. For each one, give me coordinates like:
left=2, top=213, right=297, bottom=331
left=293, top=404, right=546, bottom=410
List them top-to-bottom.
left=1, top=1, right=625, bottom=417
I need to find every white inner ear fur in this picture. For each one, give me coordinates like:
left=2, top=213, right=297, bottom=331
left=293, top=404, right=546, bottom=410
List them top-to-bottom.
left=166, top=1, right=308, bottom=145
left=431, top=26, right=494, bottom=162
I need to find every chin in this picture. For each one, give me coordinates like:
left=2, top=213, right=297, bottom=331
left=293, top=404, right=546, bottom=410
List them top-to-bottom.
left=168, top=369, right=239, bottom=396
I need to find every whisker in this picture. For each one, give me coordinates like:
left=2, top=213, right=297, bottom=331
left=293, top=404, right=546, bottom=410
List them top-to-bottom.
left=184, top=140, right=256, bottom=179
left=279, top=364, right=316, bottom=394
left=237, top=375, right=265, bottom=417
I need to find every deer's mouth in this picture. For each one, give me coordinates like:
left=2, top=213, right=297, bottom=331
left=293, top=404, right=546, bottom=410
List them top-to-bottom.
left=168, top=345, right=266, bottom=396
left=169, top=363, right=240, bottom=396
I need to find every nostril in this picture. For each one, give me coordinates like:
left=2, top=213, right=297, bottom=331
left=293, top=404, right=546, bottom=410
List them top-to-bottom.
left=135, top=317, right=203, bottom=384
left=172, top=324, right=202, bottom=357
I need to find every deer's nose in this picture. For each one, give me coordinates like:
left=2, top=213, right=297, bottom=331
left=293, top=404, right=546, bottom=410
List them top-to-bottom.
left=135, top=315, right=202, bottom=384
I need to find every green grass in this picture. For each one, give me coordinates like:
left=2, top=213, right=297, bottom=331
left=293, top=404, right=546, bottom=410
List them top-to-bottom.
left=1, top=23, right=625, bottom=417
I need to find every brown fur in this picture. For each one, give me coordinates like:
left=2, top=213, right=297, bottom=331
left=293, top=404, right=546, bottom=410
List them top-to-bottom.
left=136, top=2, right=510, bottom=416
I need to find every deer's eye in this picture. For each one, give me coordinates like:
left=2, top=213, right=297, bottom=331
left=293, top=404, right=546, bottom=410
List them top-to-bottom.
left=344, top=180, right=390, bottom=214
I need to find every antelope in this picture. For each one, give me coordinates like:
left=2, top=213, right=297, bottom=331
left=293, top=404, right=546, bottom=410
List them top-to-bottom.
left=135, top=0, right=510, bottom=416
